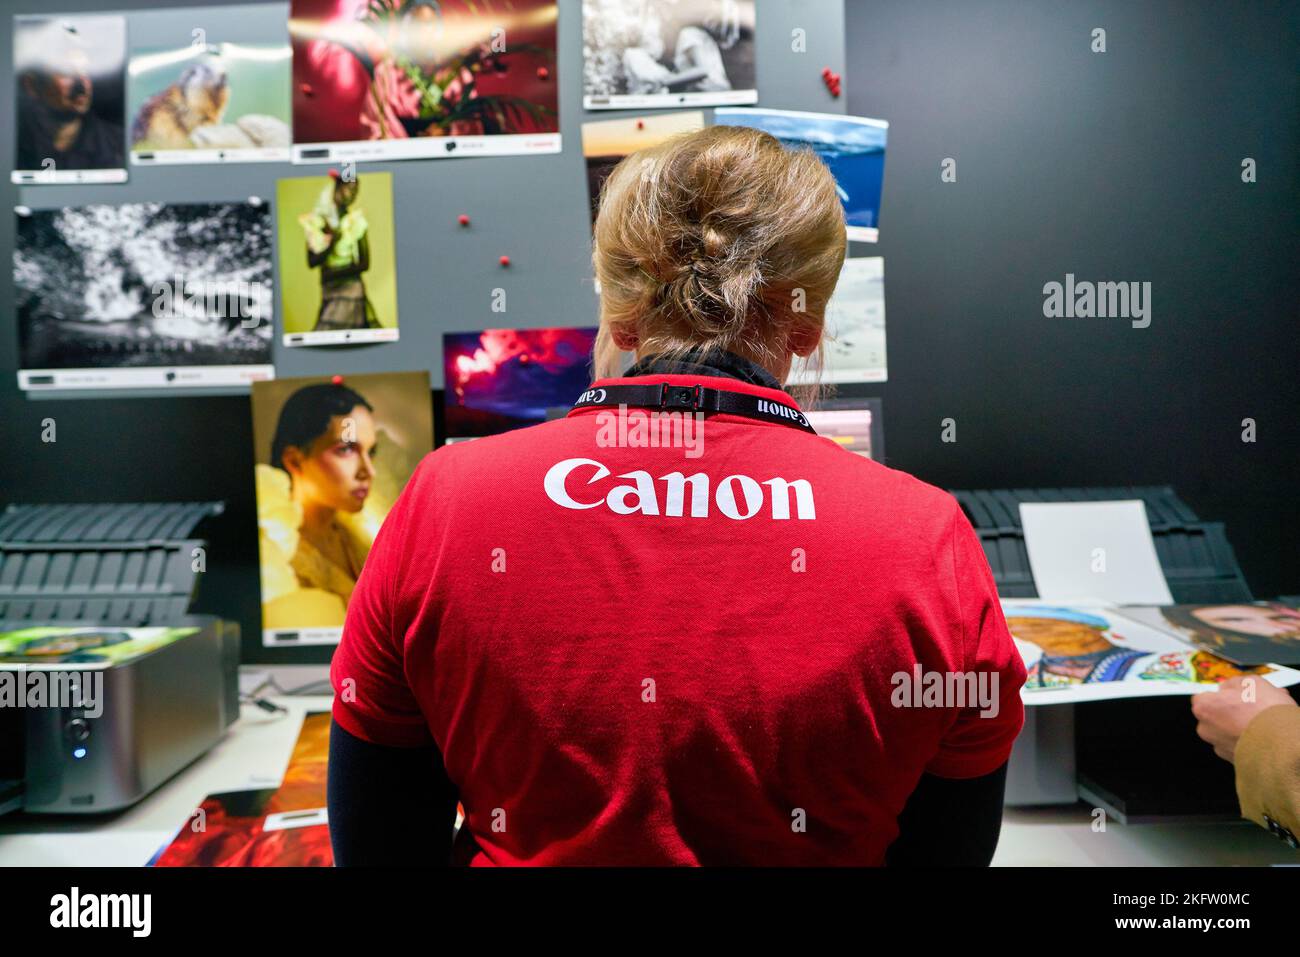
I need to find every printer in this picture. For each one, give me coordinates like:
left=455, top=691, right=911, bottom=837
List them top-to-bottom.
left=952, top=486, right=1258, bottom=821
left=0, top=503, right=240, bottom=816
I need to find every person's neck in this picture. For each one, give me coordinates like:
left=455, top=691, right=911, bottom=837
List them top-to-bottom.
left=625, top=346, right=785, bottom=390
left=296, top=497, right=338, bottom=540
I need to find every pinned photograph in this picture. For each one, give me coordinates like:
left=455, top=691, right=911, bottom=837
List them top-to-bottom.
left=290, top=0, right=560, bottom=164
left=583, top=0, right=757, bottom=110
left=12, top=15, right=128, bottom=184
left=129, top=40, right=292, bottom=165
left=715, top=107, right=888, bottom=242
left=582, top=111, right=705, bottom=228
left=277, top=171, right=399, bottom=346
left=14, top=200, right=274, bottom=392
left=788, top=256, right=887, bottom=385
left=443, top=327, right=597, bottom=439
left=251, top=371, right=434, bottom=646
left=803, top=399, right=885, bottom=461
left=1003, top=603, right=1300, bottom=705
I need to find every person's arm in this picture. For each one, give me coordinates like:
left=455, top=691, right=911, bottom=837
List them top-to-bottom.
left=307, top=229, right=334, bottom=269
left=328, top=454, right=447, bottom=864
left=895, top=504, right=1027, bottom=866
left=1193, top=676, right=1300, bottom=846
left=327, top=718, right=459, bottom=866
left=887, top=763, right=1009, bottom=866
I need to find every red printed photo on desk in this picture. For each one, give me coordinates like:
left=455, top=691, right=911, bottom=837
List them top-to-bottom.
left=150, top=713, right=333, bottom=867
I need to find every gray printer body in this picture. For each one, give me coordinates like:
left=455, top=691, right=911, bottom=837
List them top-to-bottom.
left=0, top=503, right=239, bottom=816
left=3, top=617, right=239, bottom=815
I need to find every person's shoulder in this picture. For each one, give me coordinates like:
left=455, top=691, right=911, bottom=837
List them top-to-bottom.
left=411, top=420, right=571, bottom=479
left=792, top=430, right=960, bottom=508
left=781, top=431, right=965, bottom=541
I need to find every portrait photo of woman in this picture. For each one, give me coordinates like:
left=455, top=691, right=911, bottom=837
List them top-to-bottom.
left=251, top=372, right=433, bottom=643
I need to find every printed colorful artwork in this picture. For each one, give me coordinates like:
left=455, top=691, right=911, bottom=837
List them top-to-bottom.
left=289, top=0, right=559, bottom=163
left=128, top=38, right=292, bottom=163
left=714, top=107, right=888, bottom=242
left=582, top=111, right=705, bottom=228
left=276, top=172, right=398, bottom=345
left=443, top=327, right=597, bottom=438
left=251, top=371, right=433, bottom=646
left=1003, top=603, right=1300, bottom=705
left=1117, top=603, right=1300, bottom=667
left=0, top=626, right=196, bottom=666
left=151, top=713, right=333, bottom=867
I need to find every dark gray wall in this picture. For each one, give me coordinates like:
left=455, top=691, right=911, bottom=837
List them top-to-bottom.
left=0, top=0, right=848, bottom=662
left=843, top=0, right=1299, bottom=598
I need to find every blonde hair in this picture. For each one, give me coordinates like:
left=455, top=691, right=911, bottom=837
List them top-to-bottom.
left=591, top=125, right=846, bottom=404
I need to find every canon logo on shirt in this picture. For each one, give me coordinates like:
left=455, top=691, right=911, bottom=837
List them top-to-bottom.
left=543, top=457, right=816, bottom=520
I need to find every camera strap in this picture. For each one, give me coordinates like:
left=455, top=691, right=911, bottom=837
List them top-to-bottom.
left=572, top=382, right=817, bottom=434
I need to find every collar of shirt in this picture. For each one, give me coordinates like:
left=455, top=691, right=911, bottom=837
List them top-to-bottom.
left=623, top=348, right=784, bottom=391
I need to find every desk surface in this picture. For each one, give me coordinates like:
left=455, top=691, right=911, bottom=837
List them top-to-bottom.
left=1, top=695, right=1294, bottom=867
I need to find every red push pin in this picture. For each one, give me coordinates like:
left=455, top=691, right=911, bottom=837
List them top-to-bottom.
left=537, top=66, right=549, bottom=81
left=821, top=66, right=833, bottom=78
left=636, top=119, right=645, bottom=130
left=458, top=214, right=470, bottom=226
left=499, top=255, right=511, bottom=267
left=331, top=374, right=344, bottom=385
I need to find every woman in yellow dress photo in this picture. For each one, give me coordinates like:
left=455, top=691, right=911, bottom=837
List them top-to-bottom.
left=257, top=380, right=378, bottom=628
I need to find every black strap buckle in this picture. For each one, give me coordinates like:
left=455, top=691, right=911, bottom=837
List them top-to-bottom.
left=659, top=383, right=703, bottom=411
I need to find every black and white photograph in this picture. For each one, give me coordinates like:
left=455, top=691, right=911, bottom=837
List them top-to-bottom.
left=582, top=0, right=757, bottom=109
left=12, top=14, right=128, bottom=184
left=14, top=200, right=274, bottom=390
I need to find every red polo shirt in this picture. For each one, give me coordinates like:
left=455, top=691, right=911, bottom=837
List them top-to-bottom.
left=330, top=373, right=1026, bottom=865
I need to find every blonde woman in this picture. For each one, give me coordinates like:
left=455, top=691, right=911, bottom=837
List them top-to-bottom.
left=328, top=125, right=1026, bottom=866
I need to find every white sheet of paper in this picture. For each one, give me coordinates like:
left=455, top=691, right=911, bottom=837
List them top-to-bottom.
left=1020, top=501, right=1174, bottom=605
